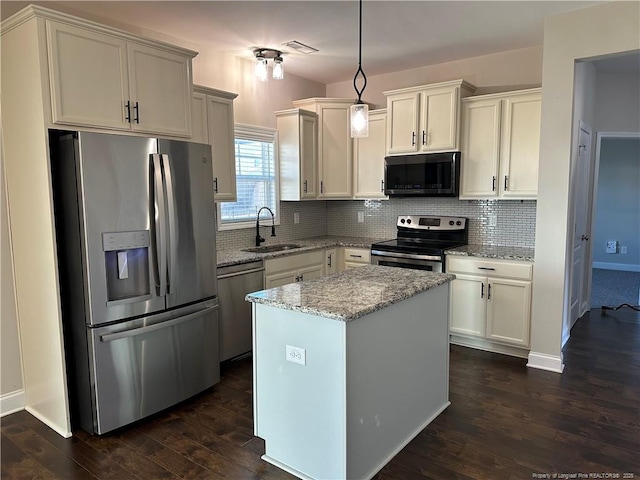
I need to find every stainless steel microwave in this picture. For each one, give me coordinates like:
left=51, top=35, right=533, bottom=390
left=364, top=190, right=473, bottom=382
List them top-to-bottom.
left=384, top=152, right=460, bottom=197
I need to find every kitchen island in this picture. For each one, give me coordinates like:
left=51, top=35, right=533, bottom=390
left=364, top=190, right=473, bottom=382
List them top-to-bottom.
left=246, top=265, right=455, bottom=480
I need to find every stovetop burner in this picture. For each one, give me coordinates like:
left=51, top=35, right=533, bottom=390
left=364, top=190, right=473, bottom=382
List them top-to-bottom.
left=371, top=215, right=468, bottom=256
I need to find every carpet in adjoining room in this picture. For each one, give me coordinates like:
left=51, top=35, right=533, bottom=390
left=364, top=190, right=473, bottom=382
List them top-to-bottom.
left=591, top=268, right=640, bottom=308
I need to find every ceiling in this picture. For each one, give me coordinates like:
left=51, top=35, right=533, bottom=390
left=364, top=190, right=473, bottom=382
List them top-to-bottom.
left=2, top=0, right=637, bottom=84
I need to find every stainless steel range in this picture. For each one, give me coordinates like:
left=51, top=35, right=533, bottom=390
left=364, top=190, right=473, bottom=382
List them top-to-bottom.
left=371, top=215, right=468, bottom=272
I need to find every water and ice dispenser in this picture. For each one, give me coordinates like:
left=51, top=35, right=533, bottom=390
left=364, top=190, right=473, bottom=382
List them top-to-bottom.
left=102, top=231, right=151, bottom=304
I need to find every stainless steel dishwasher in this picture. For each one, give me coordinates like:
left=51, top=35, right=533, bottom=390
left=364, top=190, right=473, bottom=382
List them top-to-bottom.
left=217, top=260, right=264, bottom=361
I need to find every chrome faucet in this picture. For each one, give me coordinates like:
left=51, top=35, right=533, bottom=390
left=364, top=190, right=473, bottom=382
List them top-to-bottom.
left=256, top=206, right=276, bottom=246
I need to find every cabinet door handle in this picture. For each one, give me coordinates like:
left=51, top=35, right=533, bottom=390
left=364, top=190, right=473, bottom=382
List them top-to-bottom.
left=125, top=101, right=131, bottom=123
left=133, top=101, right=140, bottom=123
left=422, top=130, right=427, bottom=145
left=411, top=132, right=416, bottom=146
left=504, top=175, right=508, bottom=191
left=492, top=176, right=496, bottom=192
left=213, top=177, right=218, bottom=193
left=381, top=179, right=384, bottom=193
left=303, top=180, right=308, bottom=193
left=320, top=180, right=324, bottom=194
left=327, top=254, right=332, bottom=268
left=477, top=267, right=496, bottom=271
left=299, top=274, right=304, bottom=282
left=481, top=282, right=485, bottom=299
left=488, top=284, right=492, bottom=300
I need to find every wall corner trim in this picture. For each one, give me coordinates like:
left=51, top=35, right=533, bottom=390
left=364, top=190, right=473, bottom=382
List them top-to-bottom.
left=527, top=351, right=565, bottom=373
left=0, top=389, right=25, bottom=417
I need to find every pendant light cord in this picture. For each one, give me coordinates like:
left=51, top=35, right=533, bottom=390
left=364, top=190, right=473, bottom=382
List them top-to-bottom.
left=353, top=0, right=367, bottom=104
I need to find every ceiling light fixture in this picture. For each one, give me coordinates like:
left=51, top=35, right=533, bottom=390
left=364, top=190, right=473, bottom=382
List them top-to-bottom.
left=350, top=0, right=368, bottom=138
left=253, top=48, right=284, bottom=81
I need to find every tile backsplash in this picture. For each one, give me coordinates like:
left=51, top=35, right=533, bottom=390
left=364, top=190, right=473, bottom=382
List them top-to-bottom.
left=216, top=198, right=536, bottom=250
left=326, top=198, right=537, bottom=247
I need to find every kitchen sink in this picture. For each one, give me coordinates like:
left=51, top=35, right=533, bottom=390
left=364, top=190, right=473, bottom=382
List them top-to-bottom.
left=243, top=243, right=302, bottom=253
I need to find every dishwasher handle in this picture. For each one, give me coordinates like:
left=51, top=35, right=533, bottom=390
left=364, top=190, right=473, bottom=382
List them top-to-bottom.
left=217, top=267, right=265, bottom=280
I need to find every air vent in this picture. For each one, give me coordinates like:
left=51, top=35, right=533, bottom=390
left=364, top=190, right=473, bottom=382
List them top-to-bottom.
left=281, top=40, right=318, bottom=54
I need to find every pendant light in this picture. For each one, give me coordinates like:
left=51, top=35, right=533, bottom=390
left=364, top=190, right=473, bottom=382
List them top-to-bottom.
left=350, top=0, right=368, bottom=138
left=253, top=48, right=284, bottom=81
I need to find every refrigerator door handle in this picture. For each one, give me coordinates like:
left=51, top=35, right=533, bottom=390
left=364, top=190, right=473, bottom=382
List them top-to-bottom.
left=151, top=154, right=168, bottom=297
left=161, top=154, right=178, bottom=294
left=100, top=304, right=218, bottom=342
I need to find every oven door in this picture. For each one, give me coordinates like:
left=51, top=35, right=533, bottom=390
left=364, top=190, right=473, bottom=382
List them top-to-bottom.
left=370, top=250, right=443, bottom=273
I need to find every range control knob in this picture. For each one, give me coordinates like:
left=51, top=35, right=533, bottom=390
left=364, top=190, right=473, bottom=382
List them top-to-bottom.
left=400, top=218, right=405, bottom=224
left=406, top=218, right=412, bottom=224
left=449, top=220, right=455, bottom=226
left=456, top=221, right=462, bottom=226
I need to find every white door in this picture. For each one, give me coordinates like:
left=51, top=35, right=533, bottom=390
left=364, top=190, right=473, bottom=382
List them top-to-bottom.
left=569, top=122, right=592, bottom=330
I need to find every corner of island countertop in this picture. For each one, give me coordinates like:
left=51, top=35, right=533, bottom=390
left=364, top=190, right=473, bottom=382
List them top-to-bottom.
left=245, top=265, right=455, bottom=322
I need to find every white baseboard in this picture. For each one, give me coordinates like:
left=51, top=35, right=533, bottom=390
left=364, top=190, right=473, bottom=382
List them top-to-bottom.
left=593, top=262, right=640, bottom=272
left=527, top=352, right=564, bottom=373
left=1, top=389, right=25, bottom=417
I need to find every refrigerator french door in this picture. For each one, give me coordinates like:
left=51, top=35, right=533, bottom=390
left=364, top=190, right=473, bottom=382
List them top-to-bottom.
left=51, top=130, right=219, bottom=434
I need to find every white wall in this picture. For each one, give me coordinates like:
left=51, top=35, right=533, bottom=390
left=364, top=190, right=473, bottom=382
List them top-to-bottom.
left=529, top=1, right=640, bottom=373
left=327, top=45, right=543, bottom=106
left=595, top=71, right=640, bottom=132
left=592, top=138, right=640, bottom=269
left=1, top=143, right=24, bottom=401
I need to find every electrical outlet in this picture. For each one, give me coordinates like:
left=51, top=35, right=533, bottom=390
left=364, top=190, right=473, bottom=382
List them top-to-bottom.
left=357, top=211, right=364, bottom=223
left=294, top=212, right=300, bottom=224
left=488, top=213, right=497, bottom=227
left=606, top=240, right=617, bottom=254
left=620, top=246, right=628, bottom=254
left=286, top=345, right=306, bottom=366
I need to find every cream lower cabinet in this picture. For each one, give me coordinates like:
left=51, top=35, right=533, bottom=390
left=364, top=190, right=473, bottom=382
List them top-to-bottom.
left=46, top=16, right=194, bottom=137
left=384, top=80, right=476, bottom=155
left=192, top=86, right=238, bottom=202
left=460, top=88, right=541, bottom=200
left=293, top=98, right=353, bottom=199
left=353, top=109, right=388, bottom=199
left=325, top=248, right=338, bottom=275
left=342, top=248, right=371, bottom=270
left=264, top=250, right=325, bottom=289
left=447, top=256, right=533, bottom=350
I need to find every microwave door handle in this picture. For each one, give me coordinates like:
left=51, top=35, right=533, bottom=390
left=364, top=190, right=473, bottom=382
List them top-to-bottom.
left=151, top=154, right=167, bottom=297
left=161, top=154, right=178, bottom=295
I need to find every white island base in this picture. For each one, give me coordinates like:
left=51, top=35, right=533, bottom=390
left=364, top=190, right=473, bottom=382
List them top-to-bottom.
left=251, top=282, right=450, bottom=480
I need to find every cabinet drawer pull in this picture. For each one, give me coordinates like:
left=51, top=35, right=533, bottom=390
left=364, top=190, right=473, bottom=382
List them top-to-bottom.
left=350, top=254, right=362, bottom=258
left=477, top=267, right=496, bottom=271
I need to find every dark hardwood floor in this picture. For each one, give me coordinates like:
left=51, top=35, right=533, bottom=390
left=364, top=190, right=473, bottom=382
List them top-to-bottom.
left=3, top=308, right=639, bottom=480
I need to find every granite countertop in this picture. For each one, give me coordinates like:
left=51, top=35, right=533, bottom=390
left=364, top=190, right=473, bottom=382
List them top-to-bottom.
left=217, top=235, right=386, bottom=267
left=445, top=244, right=535, bottom=262
left=245, top=265, right=455, bottom=322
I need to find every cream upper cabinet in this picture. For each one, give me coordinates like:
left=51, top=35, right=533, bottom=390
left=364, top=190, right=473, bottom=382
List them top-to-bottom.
left=46, top=19, right=195, bottom=137
left=384, top=80, right=476, bottom=155
left=193, top=86, right=238, bottom=202
left=459, top=88, right=541, bottom=200
left=293, top=98, right=353, bottom=199
left=276, top=109, right=318, bottom=201
left=353, top=109, right=388, bottom=199
left=447, top=256, right=533, bottom=349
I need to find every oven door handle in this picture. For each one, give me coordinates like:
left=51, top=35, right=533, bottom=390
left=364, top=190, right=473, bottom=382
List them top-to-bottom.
left=371, top=250, right=442, bottom=262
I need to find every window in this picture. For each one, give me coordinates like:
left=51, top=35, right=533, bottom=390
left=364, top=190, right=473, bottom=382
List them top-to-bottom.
left=217, top=124, right=279, bottom=230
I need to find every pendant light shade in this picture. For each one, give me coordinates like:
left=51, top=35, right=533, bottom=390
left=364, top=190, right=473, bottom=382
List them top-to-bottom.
left=351, top=0, right=368, bottom=138
left=255, top=52, right=268, bottom=82
left=272, top=55, right=284, bottom=80
left=350, top=103, right=369, bottom=138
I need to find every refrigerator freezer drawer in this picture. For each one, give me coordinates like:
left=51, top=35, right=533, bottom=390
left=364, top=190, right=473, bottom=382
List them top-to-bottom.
left=89, top=301, right=219, bottom=434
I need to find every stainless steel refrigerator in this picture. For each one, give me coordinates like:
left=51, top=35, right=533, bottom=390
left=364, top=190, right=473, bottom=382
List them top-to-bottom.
left=50, top=130, right=219, bottom=434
